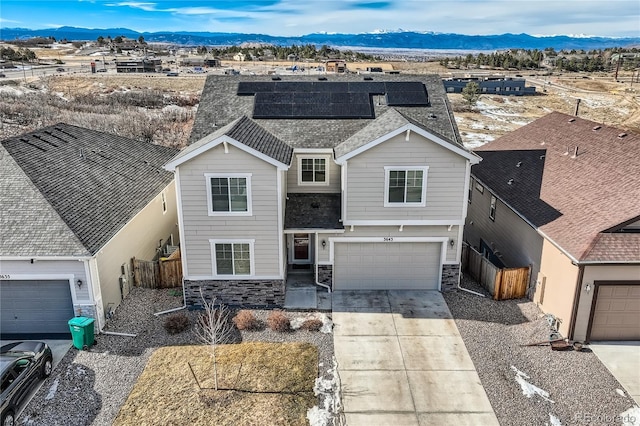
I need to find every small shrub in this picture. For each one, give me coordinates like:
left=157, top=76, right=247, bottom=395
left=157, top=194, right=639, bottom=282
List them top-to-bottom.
left=233, top=310, right=261, bottom=331
left=267, top=311, right=290, bottom=332
left=163, top=312, right=190, bottom=335
left=300, top=318, right=323, bottom=332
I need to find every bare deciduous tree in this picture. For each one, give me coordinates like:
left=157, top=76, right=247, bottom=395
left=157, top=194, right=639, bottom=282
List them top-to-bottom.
left=194, top=288, right=234, bottom=390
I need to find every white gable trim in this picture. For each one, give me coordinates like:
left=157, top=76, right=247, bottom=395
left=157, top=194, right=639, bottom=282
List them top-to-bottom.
left=335, top=123, right=480, bottom=165
left=165, top=135, right=290, bottom=171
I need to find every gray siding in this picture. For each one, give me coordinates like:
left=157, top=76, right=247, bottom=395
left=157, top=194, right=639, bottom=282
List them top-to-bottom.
left=345, top=132, right=467, bottom=221
left=178, top=143, right=280, bottom=277
left=287, top=153, right=341, bottom=194
left=464, top=178, right=543, bottom=287
left=0, top=259, right=90, bottom=301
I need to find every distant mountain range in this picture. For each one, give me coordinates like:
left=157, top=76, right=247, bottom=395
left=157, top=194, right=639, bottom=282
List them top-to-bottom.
left=2, top=26, right=639, bottom=51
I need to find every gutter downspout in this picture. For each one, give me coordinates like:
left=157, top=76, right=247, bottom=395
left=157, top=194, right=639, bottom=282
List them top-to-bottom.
left=315, top=232, right=331, bottom=292
left=567, top=264, right=585, bottom=341
left=154, top=277, right=187, bottom=316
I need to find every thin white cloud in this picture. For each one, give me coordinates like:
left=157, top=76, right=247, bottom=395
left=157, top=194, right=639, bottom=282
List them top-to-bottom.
left=106, top=2, right=160, bottom=12
left=0, top=17, right=22, bottom=24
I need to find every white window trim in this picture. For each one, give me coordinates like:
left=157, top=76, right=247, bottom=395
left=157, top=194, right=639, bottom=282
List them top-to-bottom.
left=297, top=156, right=330, bottom=186
left=383, top=166, right=428, bottom=207
left=205, top=173, right=253, bottom=217
left=161, top=191, right=167, bottom=215
left=490, top=195, right=497, bottom=221
left=210, top=239, right=255, bottom=277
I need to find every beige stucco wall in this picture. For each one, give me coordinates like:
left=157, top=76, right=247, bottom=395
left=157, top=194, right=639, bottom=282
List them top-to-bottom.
left=95, top=181, right=179, bottom=321
left=534, top=239, right=579, bottom=337
left=573, top=264, right=640, bottom=341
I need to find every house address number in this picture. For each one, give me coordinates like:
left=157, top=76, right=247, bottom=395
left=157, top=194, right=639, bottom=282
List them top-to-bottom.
left=383, top=237, right=394, bottom=242
left=0, top=274, right=10, bottom=279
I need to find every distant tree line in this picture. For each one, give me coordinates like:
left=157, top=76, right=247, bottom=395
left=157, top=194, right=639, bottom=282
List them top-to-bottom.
left=196, top=44, right=378, bottom=61
left=0, top=46, right=37, bottom=62
left=440, top=47, right=639, bottom=72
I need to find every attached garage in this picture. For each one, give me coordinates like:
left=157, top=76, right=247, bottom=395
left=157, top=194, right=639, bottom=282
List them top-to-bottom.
left=333, top=241, right=442, bottom=290
left=0, top=280, right=74, bottom=339
left=589, top=283, right=640, bottom=341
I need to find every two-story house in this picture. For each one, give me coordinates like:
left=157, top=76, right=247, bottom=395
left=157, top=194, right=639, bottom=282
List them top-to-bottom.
left=165, top=75, right=480, bottom=307
left=465, top=112, right=640, bottom=342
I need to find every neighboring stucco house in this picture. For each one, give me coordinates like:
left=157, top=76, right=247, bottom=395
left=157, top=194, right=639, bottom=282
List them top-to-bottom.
left=165, top=75, right=480, bottom=307
left=465, top=112, right=640, bottom=342
left=0, top=124, right=179, bottom=338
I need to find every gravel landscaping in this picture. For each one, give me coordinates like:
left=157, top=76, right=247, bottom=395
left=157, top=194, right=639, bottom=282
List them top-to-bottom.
left=444, top=274, right=638, bottom=426
left=18, top=287, right=334, bottom=426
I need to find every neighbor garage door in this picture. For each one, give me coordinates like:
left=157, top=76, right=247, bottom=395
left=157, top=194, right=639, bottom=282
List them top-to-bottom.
left=333, top=242, right=441, bottom=290
left=0, top=280, right=74, bottom=338
left=590, top=284, right=640, bottom=341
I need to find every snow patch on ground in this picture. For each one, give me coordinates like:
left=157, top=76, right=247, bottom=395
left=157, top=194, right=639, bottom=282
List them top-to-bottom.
left=462, top=133, right=494, bottom=149
left=289, top=313, right=333, bottom=334
left=307, top=357, right=342, bottom=426
left=511, top=366, right=554, bottom=403
left=45, top=378, right=59, bottom=401
left=621, top=406, right=640, bottom=426
left=546, top=413, right=562, bottom=425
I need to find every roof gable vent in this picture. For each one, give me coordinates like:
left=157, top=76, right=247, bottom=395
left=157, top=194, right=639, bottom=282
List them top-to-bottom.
left=271, top=76, right=281, bottom=81
left=318, top=76, right=327, bottom=81
left=363, top=76, right=373, bottom=81
left=568, top=118, right=576, bottom=123
left=592, top=125, right=601, bottom=131
left=618, top=132, right=627, bottom=139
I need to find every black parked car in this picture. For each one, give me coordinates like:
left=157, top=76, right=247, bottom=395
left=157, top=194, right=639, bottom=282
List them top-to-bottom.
left=1, top=342, right=52, bottom=426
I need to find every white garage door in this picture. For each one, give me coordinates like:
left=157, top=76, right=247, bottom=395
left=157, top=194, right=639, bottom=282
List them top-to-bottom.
left=334, top=242, right=441, bottom=290
left=0, top=280, right=74, bottom=338
left=590, top=284, right=640, bottom=341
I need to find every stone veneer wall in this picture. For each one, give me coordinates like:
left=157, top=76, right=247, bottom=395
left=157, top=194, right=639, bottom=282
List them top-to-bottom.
left=441, top=264, right=460, bottom=291
left=317, top=265, right=333, bottom=289
left=185, top=279, right=285, bottom=308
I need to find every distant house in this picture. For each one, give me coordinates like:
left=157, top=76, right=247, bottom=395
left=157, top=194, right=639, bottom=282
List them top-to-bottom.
left=233, top=53, right=246, bottom=62
left=116, top=58, right=162, bottom=73
left=325, top=60, right=347, bottom=73
left=165, top=74, right=479, bottom=308
left=443, top=74, right=536, bottom=96
left=465, top=112, right=640, bottom=342
left=0, top=124, right=179, bottom=338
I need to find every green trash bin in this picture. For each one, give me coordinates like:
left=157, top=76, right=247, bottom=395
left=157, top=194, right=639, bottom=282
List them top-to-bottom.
left=68, top=317, right=95, bottom=350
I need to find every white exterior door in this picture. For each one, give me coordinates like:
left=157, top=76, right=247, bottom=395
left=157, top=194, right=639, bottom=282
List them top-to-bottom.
left=333, top=242, right=441, bottom=290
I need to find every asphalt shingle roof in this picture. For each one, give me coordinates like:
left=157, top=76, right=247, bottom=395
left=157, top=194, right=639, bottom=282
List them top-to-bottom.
left=189, top=74, right=463, bottom=151
left=473, top=112, right=640, bottom=262
left=1, top=124, right=178, bottom=255
left=285, top=193, right=342, bottom=230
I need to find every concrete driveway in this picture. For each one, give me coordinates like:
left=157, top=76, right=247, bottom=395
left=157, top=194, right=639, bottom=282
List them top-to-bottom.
left=332, top=290, right=498, bottom=426
left=590, top=342, right=640, bottom=404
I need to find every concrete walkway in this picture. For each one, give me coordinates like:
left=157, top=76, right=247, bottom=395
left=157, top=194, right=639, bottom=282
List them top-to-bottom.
left=332, top=290, right=499, bottom=426
left=590, top=342, right=640, bottom=405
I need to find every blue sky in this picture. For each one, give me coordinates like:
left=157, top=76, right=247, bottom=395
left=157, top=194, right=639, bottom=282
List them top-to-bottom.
left=1, top=0, right=638, bottom=37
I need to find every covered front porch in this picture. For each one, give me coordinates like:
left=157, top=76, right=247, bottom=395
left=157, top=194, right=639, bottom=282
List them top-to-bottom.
left=283, top=193, right=343, bottom=310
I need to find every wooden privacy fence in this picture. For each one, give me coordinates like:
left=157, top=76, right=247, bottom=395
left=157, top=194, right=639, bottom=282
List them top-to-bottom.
left=462, top=243, right=530, bottom=300
left=132, top=250, right=182, bottom=289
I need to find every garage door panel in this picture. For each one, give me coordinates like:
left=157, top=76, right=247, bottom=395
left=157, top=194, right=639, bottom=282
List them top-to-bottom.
left=334, top=242, right=441, bottom=290
left=1, top=280, right=74, bottom=338
left=590, top=284, right=640, bottom=341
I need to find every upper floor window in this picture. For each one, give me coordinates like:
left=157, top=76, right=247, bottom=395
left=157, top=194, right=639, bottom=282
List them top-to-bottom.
left=299, top=157, right=329, bottom=185
left=384, top=166, right=428, bottom=207
left=205, top=173, right=252, bottom=216
left=489, top=195, right=497, bottom=221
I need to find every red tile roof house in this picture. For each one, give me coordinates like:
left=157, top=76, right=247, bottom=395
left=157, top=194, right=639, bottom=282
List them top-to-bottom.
left=164, top=75, right=481, bottom=309
left=465, top=111, right=640, bottom=342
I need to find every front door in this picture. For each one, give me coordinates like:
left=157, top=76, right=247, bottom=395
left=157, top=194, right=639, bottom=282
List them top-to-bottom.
left=293, top=234, right=311, bottom=263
